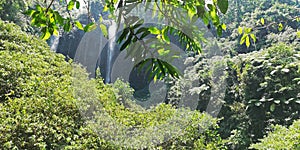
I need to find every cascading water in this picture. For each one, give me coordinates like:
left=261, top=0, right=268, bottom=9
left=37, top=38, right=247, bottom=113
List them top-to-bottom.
left=105, top=20, right=117, bottom=83
left=50, top=35, right=60, bottom=52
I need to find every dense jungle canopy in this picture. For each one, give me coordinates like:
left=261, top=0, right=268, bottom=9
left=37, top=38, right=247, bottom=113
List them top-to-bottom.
left=0, top=0, right=299, bottom=149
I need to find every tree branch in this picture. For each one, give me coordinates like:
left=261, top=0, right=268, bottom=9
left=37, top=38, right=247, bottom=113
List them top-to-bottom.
left=45, top=0, right=55, bottom=13
left=64, top=0, right=74, bottom=26
left=82, top=0, right=94, bottom=23
left=122, top=15, right=154, bottom=58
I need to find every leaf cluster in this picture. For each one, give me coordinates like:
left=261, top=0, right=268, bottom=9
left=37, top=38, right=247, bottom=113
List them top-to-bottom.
left=250, top=119, right=300, bottom=149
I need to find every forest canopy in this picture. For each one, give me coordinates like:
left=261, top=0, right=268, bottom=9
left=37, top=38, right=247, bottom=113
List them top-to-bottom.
left=0, top=0, right=299, bottom=149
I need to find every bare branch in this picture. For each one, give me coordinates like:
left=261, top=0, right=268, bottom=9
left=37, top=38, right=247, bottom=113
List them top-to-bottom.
left=45, top=0, right=55, bottom=13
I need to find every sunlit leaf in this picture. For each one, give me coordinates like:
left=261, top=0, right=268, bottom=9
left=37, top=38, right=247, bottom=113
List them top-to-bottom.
left=68, top=0, right=75, bottom=11
left=36, top=4, right=42, bottom=12
left=103, top=5, right=109, bottom=12
left=187, top=5, right=196, bottom=20
left=209, top=7, right=219, bottom=25
left=202, top=13, right=210, bottom=25
left=99, top=16, right=103, bottom=22
left=296, top=17, right=300, bottom=22
left=260, top=18, right=265, bottom=25
left=75, top=21, right=84, bottom=30
left=84, top=23, right=97, bottom=32
left=221, top=23, right=227, bottom=31
left=278, top=23, right=283, bottom=31
left=99, top=24, right=108, bottom=37
left=238, top=26, right=243, bottom=34
left=149, top=27, right=160, bottom=35
left=245, top=27, right=252, bottom=34
left=42, top=28, right=51, bottom=40
left=162, top=28, right=170, bottom=44
left=53, top=29, right=59, bottom=36
left=240, top=34, right=247, bottom=45
left=250, top=34, right=256, bottom=43
left=245, top=35, right=250, bottom=47
left=281, top=68, right=290, bottom=73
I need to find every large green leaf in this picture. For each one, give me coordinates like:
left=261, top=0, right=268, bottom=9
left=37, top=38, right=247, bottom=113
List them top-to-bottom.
left=68, top=0, right=75, bottom=11
left=217, top=0, right=229, bottom=14
left=76, top=1, right=80, bottom=9
left=260, top=18, right=265, bottom=25
left=75, top=21, right=84, bottom=30
left=84, top=23, right=97, bottom=32
left=278, top=23, right=283, bottom=31
left=99, top=24, right=108, bottom=37
left=238, top=26, right=243, bottom=34
left=149, top=27, right=160, bottom=35
left=162, top=27, right=170, bottom=44
left=42, top=28, right=51, bottom=40
left=117, top=28, right=130, bottom=43
left=120, top=34, right=133, bottom=51
left=250, top=34, right=256, bottom=43
left=245, top=35, right=250, bottom=47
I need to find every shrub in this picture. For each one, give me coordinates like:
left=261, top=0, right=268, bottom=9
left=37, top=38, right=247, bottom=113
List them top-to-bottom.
left=0, top=0, right=27, bottom=24
left=219, top=1, right=299, bottom=54
left=0, top=19, right=110, bottom=149
left=0, top=20, right=225, bottom=149
left=168, top=42, right=300, bottom=149
left=222, top=43, right=300, bottom=148
left=90, top=79, right=226, bottom=149
left=250, top=119, right=300, bottom=150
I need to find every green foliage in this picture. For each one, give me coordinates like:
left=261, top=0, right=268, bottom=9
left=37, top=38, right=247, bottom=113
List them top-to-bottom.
left=0, top=0, right=28, bottom=24
left=0, top=0, right=39, bottom=33
left=3, top=0, right=299, bottom=149
left=25, top=0, right=230, bottom=81
left=219, top=1, right=299, bottom=53
left=217, top=2, right=300, bottom=145
left=26, top=4, right=70, bottom=39
left=0, top=18, right=68, bottom=101
left=0, top=19, right=106, bottom=149
left=0, top=20, right=225, bottom=149
left=237, top=27, right=256, bottom=48
left=168, top=42, right=300, bottom=149
left=222, top=43, right=300, bottom=148
left=92, top=79, right=226, bottom=149
left=250, top=119, right=300, bottom=150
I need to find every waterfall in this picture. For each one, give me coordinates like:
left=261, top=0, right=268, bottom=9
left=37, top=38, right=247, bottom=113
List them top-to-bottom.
left=105, top=20, right=117, bottom=83
left=50, top=35, right=60, bottom=52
